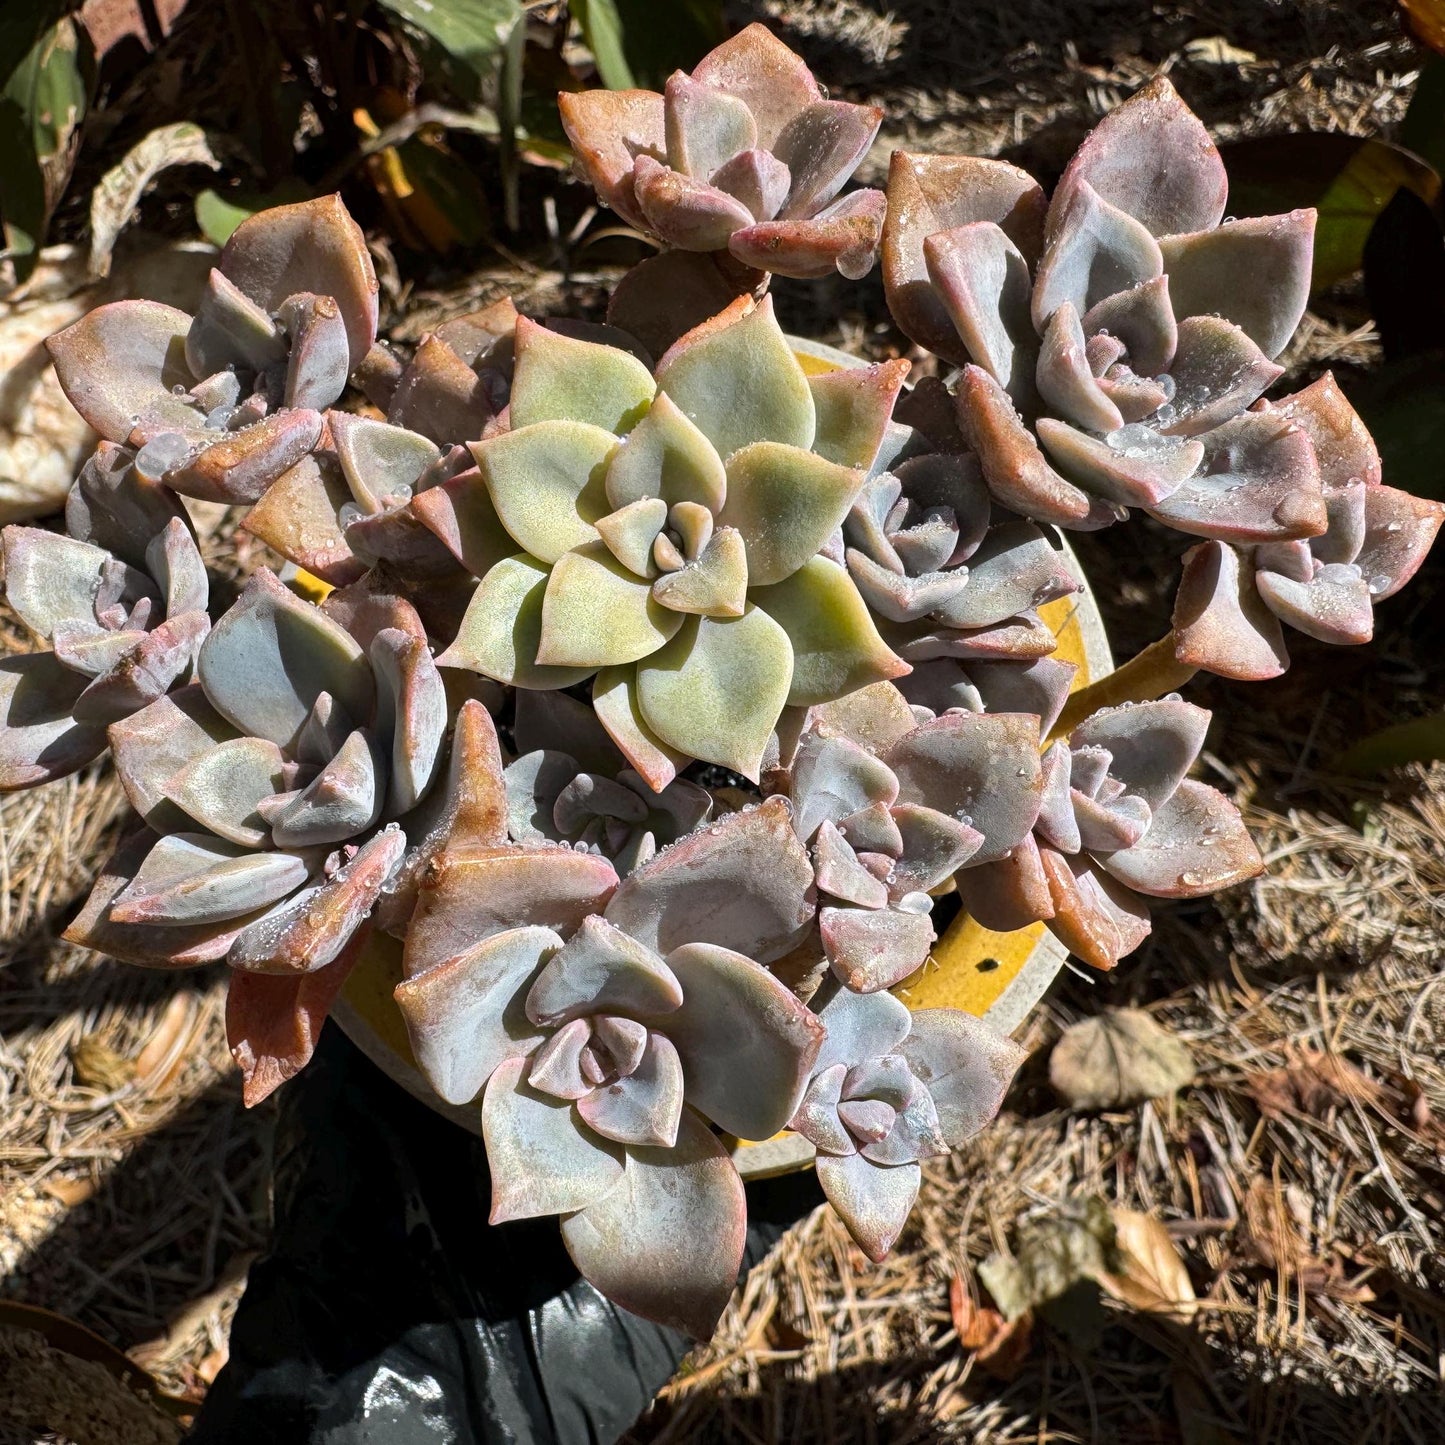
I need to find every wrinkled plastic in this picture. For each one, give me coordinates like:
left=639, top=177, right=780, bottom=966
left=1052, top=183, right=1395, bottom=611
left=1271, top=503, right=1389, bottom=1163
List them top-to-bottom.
left=190, top=1025, right=822, bottom=1444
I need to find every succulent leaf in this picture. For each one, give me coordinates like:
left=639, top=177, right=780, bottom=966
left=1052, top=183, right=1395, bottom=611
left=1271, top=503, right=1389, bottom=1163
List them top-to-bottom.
left=1048, top=76, right=1227, bottom=239
left=883, top=151, right=1047, bottom=365
left=219, top=194, right=379, bottom=368
left=1158, top=210, right=1315, bottom=361
left=923, top=222, right=1035, bottom=395
left=655, top=297, right=815, bottom=459
left=46, top=301, right=198, bottom=442
left=509, top=316, right=656, bottom=433
left=807, top=358, right=910, bottom=470
left=603, top=389, right=728, bottom=512
left=473, top=420, right=617, bottom=565
left=718, top=441, right=863, bottom=586
left=1172, top=540, right=1289, bottom=681
left=539, top=543, right=683, bottom=667
left=437, top=554, right=595, bottom=690
left=752, top=556, right=909, bottom=707
left=198, top=569, right=374, bottom=750
left=635, top=606, right=793, bottom=780
left=0, top=653, right=108, bottom=790
left=591, top=664, right=687, bottom=794
left=885, top=711, right=1042, bottom=864
left=163, top=735, right=287, bottom=846
left=1096, top=778, right=1264, bottom=898
left=604, top=795, right=813, bottom=962
left=228, top=826, right=406, bottom=974
left=110, top=832, right=311, bottom=926
left=404, top=847, right=618, bottom=979
left=1038, top=847, right=1152, bottom=971
left=526, top=914, right=683, bottom=1027
left=226, top=926, right=367, bottom=1107
left=396, top=926, right=563, bottom=1105
left=658, top=941, right=824, bottom=1138
left=898, top=1009, right=1026, bottom=1147
left=575, top=1031, right=686, bottom=1148
left=483, top=1055, right=626, bottom=1222
left=560, top=1108, right=745, bottom=1340
left=815, top=1152, right=920, bottom=1264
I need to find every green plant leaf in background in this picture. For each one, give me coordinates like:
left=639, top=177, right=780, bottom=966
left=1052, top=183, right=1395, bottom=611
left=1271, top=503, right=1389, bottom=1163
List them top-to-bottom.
left=376, top=0, right=522, bottom=106
left=572, top=0, right=725, bottom=91
left=0, top=9, right=93, bottom=285
left=1401, top=54, right=1445, bottom=182
left=1221, top=133, right=1442, bottom=291
left=195, top=180, right=314, bottom=247
left=1335, top=709, right=1445, bottom=773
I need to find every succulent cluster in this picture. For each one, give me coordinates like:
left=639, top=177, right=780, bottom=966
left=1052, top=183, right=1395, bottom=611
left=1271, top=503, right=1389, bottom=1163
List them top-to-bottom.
left=561, top=23, right=886, bottom=282
left=0, top=26, right=1435, bottom=1341
left=881, top=79, right=1444, bottom=676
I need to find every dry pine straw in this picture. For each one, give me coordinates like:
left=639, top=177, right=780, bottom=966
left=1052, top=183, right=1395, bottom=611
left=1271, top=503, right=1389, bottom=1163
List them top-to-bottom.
left=3, top=1, right=1444, bottom=1439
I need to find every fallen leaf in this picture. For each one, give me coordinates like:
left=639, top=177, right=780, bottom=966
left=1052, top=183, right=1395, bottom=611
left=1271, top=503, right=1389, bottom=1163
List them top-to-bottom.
left=89, top=122, right=221, bottom=278
left=134, top=993, right=198, bottom=1090
left=1049, top=1009, right=1195, bottom=1110
left=70, top=1035, right=134, bottom=1091
left=1244, top=1047, right=1386, bottom=1123
left=978, top=1196, right=1119, bottom=1322
left=1097, top=1208, right=1198, bottom=1322
left=948, top=1274, right=1034, bottom=1379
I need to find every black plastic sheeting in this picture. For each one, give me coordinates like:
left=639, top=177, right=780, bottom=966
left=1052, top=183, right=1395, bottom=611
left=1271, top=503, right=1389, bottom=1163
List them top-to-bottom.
left=189, top=1024, right=823, bottom=1444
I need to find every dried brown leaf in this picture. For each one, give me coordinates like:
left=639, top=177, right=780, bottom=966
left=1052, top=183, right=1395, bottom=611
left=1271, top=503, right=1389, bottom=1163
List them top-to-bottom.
left=134, top=993, right=198, bottom=1091
left=1049, top=1009, right=1195, bottom=1110
left=69, top=1035, right=134, bottom=1091
left=1244, top=1046, right=1386, bottom=1122
left=1239, top=1177, right=1376, bottom=1303
left=1097, top=1207, right=1198, bottom=1321
left=949, top=1274, right=1034, bottom=1379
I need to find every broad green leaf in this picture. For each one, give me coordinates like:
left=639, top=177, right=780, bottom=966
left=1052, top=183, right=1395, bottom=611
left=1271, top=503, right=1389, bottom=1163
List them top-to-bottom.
left=377, top=0, right=521, bottom=105
left=572, top=0, right=634, bottom=89
left=573, top=0, right=725, bottom=91
left=0, top=13, right=91, bottom=283
left=1401, top=54, right=1445, bottom=181
left=1221, top=133, right=1442, bottom=291
left=194, top=180, right=312, bottom=247
left=1349, top=356, right=1445, bottom=501
left=1335, top=709, right=1445, bottom=774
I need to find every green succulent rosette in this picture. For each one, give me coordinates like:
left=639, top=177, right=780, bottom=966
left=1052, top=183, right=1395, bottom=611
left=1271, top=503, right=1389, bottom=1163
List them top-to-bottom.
left=420, top=295, right=911, bottom=785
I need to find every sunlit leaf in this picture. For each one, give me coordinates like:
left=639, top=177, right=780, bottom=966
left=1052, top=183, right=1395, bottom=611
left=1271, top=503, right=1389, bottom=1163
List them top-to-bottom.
left=377, top=0, right=522, bottom=105
left=0, top=12, right=92, bottom=283
left=1221, top=132, right=1442, bottom=290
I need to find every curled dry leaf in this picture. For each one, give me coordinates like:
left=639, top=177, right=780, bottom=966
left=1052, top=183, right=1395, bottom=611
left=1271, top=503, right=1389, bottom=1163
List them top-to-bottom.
left=1049, top=1007, right=1195, bottom=1110
left=1244, top=1046, right=1385, bottom=1122
left=977, top=1196, right=1120, bottom=1323
left=1096, top=1206, right=1197, bottom=1321
left=948, top=1272, right=1034, bottom=1379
